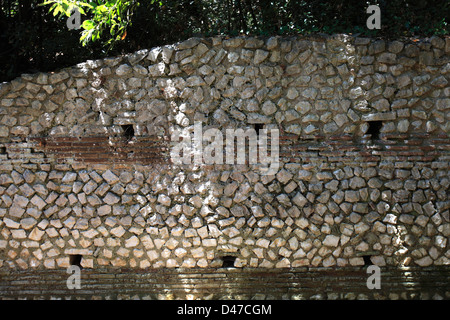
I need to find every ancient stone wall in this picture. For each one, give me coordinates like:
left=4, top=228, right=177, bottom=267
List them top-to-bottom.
left=0, top=35, right=449, bottom=270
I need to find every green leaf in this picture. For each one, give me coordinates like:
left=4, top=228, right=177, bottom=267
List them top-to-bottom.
left=39, top=0, right=55, bottom=6
left=61, top=3, right=69, bottom=15
left=53, top=6, right=61, bottom=16
left=82, top=19, right=95, bottom=30
left=80, top=29, right=93, bottom=45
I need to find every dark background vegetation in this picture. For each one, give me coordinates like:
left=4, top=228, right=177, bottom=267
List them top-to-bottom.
left=1, top=0, right=449, bottom=83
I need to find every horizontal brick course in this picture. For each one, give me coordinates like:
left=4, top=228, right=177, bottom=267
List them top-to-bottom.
left=0, top=267, right=448, bottom=300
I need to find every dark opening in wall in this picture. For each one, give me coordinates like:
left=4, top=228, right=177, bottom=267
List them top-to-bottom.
left=366, top=121, right=382, bottom=140
left=253, top=123, right=264, bottom=136
left=121, top=124, right=135, bottom=141
left=0, top=147, right=5, bottom=154
left=69, top=254, right=83, bottom=268
left=220, top=255, right=236, bottom=268
left=362, top=255, right=373, bottom=266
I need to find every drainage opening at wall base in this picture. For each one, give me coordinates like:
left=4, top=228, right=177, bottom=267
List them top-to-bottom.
left=366, top=121, right=382, bottom=140
left=121, top=124, right=135, bottom=141
left=69, top=254, right=83, bottom=268
left=220, top=255, right=237, bottom=268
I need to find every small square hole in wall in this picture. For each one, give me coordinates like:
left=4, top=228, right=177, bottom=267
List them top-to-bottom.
left=366, top=121, right=382, bottom=140
left=253, top=123, right=264, bottom=136
left=121, top=124, right=135, bottom=141
left=0, top=147, right=5, bottom=154
left=69, top=254, right=83, bottom=268
left=220, top=255, right=236, bottom=268
left=362, top=255, right=373, bottom=266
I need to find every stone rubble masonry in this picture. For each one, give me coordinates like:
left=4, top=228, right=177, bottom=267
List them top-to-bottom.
left=0, top=34, right=448, bottom=270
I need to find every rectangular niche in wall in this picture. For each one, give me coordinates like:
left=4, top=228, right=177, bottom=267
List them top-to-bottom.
left=366, top=121, right=382, bottom=140
left=253, top=123, right=264, bottom=136
left=121, top=124, right=135, bottom=141
left=69, top=254, right=83, bottom=268
left=220, top=255, right=237, bottom=268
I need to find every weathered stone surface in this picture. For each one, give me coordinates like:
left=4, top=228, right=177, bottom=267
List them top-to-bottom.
left=0, top=36, right=448, bottom=271
left=254, top=50, right=269, bottom=64
left=377, top=53, right=397, bottom=64
left=116, top=64, right=132, bottom=76
left=48, top=71, right=69, bottom=84
left=361, top=112, right=396, bottom=121
left=102, top=170, right=119, bottom=185
left=103, top=192, right=120, bottom=205
left=97, top=205, right=112, bottom=216
left=111, top=226, right=126, bottom=238
left=323, top=235, right=340, bottom=247
left=415, top=256, right=433, bottom=267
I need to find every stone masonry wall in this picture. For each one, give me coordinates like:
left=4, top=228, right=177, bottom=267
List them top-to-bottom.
left=0, top=34, right=449, bottom=270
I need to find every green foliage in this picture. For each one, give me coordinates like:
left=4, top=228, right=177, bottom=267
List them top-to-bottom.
left=0, top=0, right=449, bottom=83
left=39, top=0, right=449, bottom=48
left=40, top=0, right=144, bottom=47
